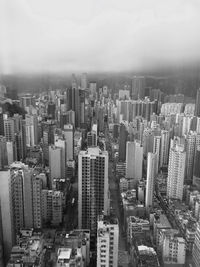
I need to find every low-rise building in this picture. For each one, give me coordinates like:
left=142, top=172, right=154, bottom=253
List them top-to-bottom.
left=127, top=216, right=150, bottom=243
left=162, top=234, right=186, bottom=267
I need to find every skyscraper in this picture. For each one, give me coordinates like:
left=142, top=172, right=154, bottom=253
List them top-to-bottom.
left=81, top=73, right=88, bottom=90
left=131, top=76, right=145, bottom=100
left=195, top=88, right=200, bottom=117
left=79, top=89, right=85, bottom=126
left=20, top=94, right=35, bottom=110
left=47, top=102, right=56, bottom=120
left=0, top=108, right=4, bottom=136
left=25, top=114, right=38, bottom=147
left=4, top=116, right=15, bottom=142
left=196, top=117, right=200, bottom=134
left=42, top=121, right=56, bottom=165
left=119, top=123, right=128, bottom=162
left=63, top=124, right=74, bottom=160
left=143, top=127, right=154, bottom=157
left=160, top=130, right=170, bottom=168
left=184, top=131, right=196, bottom=184
left=0, top=135, right=8, bottom=169
left=153, top=135, right=161, bottom=173
left=54, top=136, right=67, bottom=179
left=126, top=141, right=143, bottom=182
left=167, top=142, right=186, bottom=200
left=49, top=146, right=62, bottom=187
left=193, top=146, right=200, bottom=189
left=78, top=147, right=109, bottom=239
left=145, top=153, right=157, bottom=209
left=0, top=169, right=14, bottom=261
left=32, top=175, right=43, bottom=228
left=193, top=222, right=200, bottom=267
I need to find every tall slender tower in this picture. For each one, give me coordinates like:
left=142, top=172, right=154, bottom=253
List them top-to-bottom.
left=81, top=73, right=88, bottom=90
left=131, top=76, right=145, bottom=100
left=195, top=88, right=200, bottom=117
left=25, top=114, right=38, bottom=147
left=4, top=116, right=15, bottom=142
left=119, top=123, right=128, bottom=162
left=63, top=124, right=74, bottom=160
left=160, top=130, right=170, bottom=168
left=184, top=131, right=196, bottom=184
left=153, top=135, right=161, bottom=174
left=126, top=141, right=143, bottom=182
left=167, top=143, right=186, bottom=200
left=49, top=145, right=62, bottom=187
left=193, top=146, right=200, bottom=189
left=78, top=147, right=109, bottom=239
left=145, top=153, right=157, bottom=209
left=0, top=169, right=14, bottom=261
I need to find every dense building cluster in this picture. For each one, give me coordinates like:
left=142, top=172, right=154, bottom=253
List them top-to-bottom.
left=0, top=75, right=200, bottom=266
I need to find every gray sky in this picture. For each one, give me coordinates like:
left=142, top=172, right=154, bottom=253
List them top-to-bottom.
left=1, top=0, right=200, bottom=74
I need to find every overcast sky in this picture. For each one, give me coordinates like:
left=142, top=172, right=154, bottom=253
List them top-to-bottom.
left=1, top=0, right=200, bottom=74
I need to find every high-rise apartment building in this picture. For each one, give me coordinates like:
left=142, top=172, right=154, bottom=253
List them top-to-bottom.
left=81, top=73, right=88, bottom=90
left=131, top=76, right=145, bottom=100
left=89, top=82, right=97, bottom=99
left=195, top=88, right=200, bottom=117
left=79, top=89, right=85, bottom=126
left=20, top=94, right=35, bottom=110
left=47, top=102, right=56, bottom=120
left=0, top=109, right=4, bottom=136
left=25, top=114, right=38, bottom=147
left=4, top=116, right=15, bottom=142
left=182, top=116, right=192, bottom=136
left=196, top=117, right=200, bottom=134
left=42, top=121, right=56, bottom=165
left=119, top=123, right=128, bottom=161
left=63, top=124, right=74, bottom=160
left=143, top=128, right=154, bottom=157
left=160, top=130, right=170, bottom=168
left=87, top=131, right=97, bottom=147
left=184, top=131, right=196, bottom=184
left=153, top=135, right=161, bottom=174
left=0, top=136, right=8, bottom=169
left=54, top=136, right=67, bottom=179
left=6, top=141, right=14, bottom=165
left=126, top=141, right=143, bottom=182
left=167, top=142, right=186, bottom=200
left=49, top=145, right=62, bottom=187
left=193, top=146, right=200, bottom=189
left=78, top=147, right=109, bottom=238
left=145, top=153, right=157, bottom=209
left=0, top=170, right=14, bottom=260
left=32, top=175, right=43, bottom=229
left=41, top=189, right=63, bottom=226
left=42, top=189, right=53, bottom=224
left=51, top=191, right=63, bottom=226
left=97, top=215, right=119, bottom=267
left=193, top=222, right=200, bottom=267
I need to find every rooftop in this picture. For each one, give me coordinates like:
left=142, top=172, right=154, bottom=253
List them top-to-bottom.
left=58, top=248, right=72, bottom=260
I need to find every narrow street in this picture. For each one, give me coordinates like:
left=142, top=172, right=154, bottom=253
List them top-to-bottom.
left=109, top=162, right=126, bottom=249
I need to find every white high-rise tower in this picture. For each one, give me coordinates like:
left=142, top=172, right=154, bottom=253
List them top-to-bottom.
left=167, top=142, right=186, bottom=200
left=78, top=147, right=109, bottom=238
left=145, top=153, right=157, bottom=209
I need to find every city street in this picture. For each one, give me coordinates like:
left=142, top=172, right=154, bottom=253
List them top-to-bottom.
left=108, top=161, right=130, bottom=266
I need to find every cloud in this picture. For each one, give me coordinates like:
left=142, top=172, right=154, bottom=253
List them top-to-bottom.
left=1, top=0, right=200, bottom=74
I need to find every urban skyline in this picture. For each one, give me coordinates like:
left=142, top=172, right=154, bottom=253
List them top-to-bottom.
left=1, top=1, right=200, bottom=267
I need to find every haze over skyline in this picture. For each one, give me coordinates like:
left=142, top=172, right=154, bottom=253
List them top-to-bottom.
left=1, top=0, right=200, bottom=74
